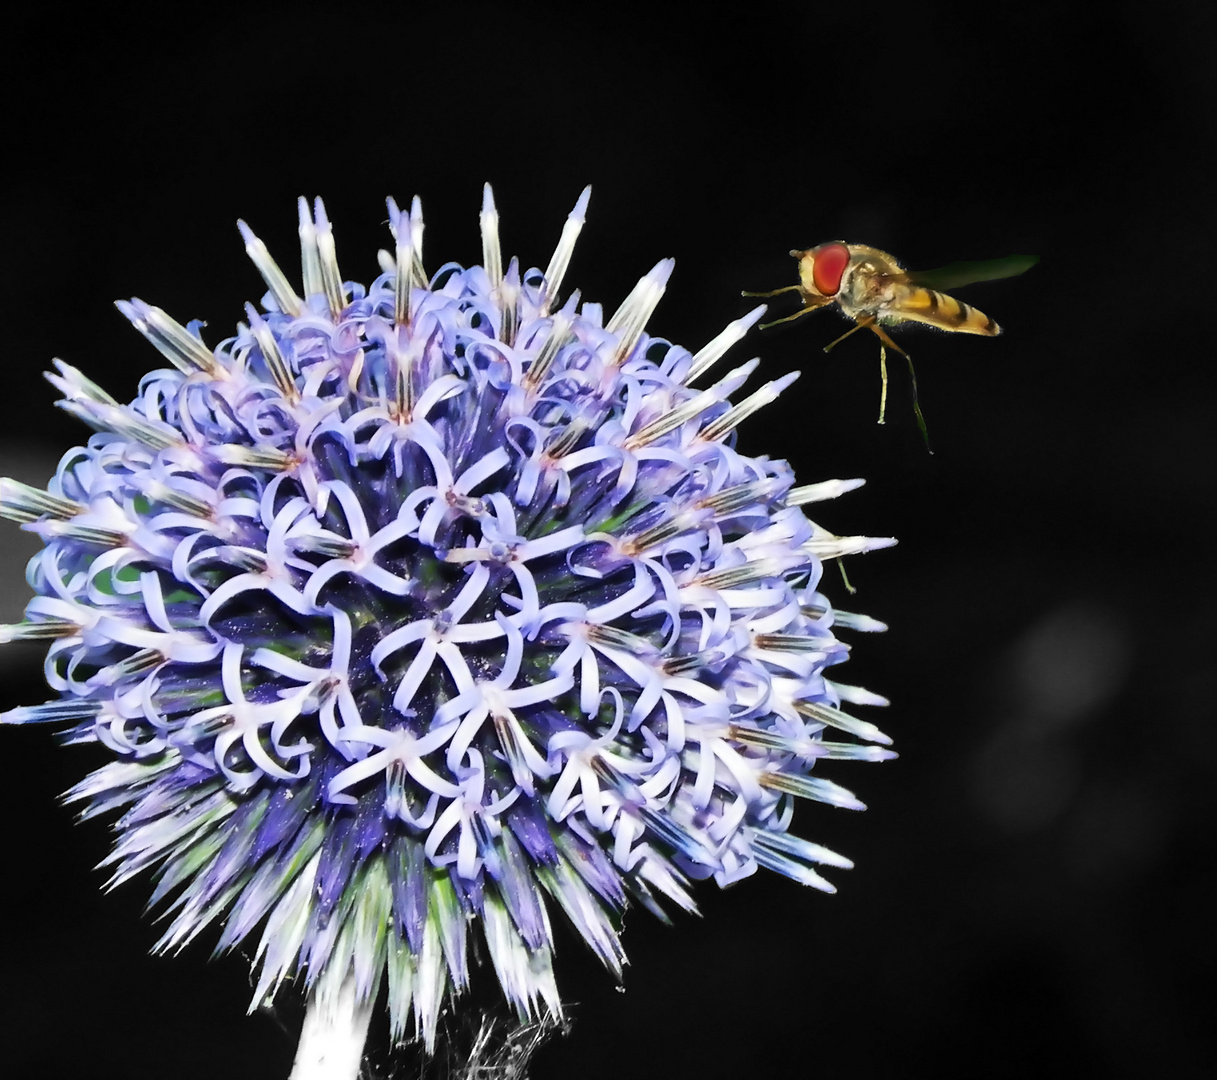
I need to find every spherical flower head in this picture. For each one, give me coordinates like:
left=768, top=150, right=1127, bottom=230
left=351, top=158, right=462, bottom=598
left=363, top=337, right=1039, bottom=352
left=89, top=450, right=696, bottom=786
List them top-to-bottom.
left=0, top=186, right=896, bottom=1050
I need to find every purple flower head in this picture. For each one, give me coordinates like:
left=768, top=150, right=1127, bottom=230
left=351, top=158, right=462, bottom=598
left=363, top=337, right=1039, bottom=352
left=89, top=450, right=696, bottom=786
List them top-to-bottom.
left=1, top=186, right=895, bottom=1049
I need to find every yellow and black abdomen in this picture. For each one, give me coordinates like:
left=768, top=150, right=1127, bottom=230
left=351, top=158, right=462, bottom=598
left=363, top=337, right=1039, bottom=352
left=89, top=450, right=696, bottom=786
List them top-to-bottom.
left=890, top=286, right=1002, bottom=336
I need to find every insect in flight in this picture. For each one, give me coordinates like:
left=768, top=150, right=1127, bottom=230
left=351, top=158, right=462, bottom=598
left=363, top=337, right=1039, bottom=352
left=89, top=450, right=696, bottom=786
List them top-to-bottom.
left=744, top=244, right=1037, bottom=449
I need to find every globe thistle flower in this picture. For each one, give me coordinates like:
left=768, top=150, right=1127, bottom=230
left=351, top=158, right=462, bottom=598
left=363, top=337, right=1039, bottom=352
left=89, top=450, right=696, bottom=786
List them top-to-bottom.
left=0, top=186, right=895, bottom=1071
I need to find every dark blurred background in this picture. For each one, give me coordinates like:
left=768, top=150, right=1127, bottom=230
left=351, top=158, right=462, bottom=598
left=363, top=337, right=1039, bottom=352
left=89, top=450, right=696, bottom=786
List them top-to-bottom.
left=1, top=5, right=1213, bottom=1077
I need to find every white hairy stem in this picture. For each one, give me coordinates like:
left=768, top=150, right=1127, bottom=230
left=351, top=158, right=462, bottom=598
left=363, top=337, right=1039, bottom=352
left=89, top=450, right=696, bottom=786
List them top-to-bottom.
left=289, top=975, right=373, bottom=1080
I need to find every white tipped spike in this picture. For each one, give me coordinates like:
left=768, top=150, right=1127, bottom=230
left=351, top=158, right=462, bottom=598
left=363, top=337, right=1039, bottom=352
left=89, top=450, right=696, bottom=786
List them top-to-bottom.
left=480, top=183, right=502, bottom=289
left=541, top=185, right=591, bottom=314
left=409, top=196, right=426, bottom=287
left=297, top=197, right=323, bottom=301
left=312, top=197, right=346, bottom=319
left=386, top=197, right=411, bottom=323
left=237, top=220, right=303, bottom=317
left=500, top=257, right=520, bottom=345
left=605, top=258, right=675, bottom=365
left=523, top=290, right=579, bottom=391
left=116, top=299, right=223, bottom=377
left=245, top=303, right=299, bottom=402
left=686, top=305, right=768, bottom=385
left=711, top=357, right=761, bottom=398
left=45, top=359, right=117, bottom=405
left=700, top=370, right=801, bottom=441
left=625, top=385, right=720, bottom=450
left=56, top=397, right=180, bottom=450
left=0, top=478, right=83, bottom=523
left=787, top=478, right=867, bottom=506
left=806, top=534, right=899, bottom=559
left=829, top=610, right=889, bottom=633
left=0, top=621, right=82, bottom=645
left=827, top=680, right=891, bottom=708
left=796, top=700, right=892, bottom=746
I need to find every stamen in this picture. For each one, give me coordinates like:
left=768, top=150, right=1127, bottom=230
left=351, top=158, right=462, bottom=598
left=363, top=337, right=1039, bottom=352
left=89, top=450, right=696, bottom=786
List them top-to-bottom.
left=480, top=183, right=502, bottom=290
left=541, top=185, right=590, bottom=314
left=297, top=196, right=324, bottom=300
left=408, top=196, right=426, bottom=289
left=312, top=197, right=346, bottom=320
left=386, top=197, right=412, bottom=323
left=237, top=219, right=304, bottom=317
left=500, top=258, right=520, bottom=346
left=605, top=259, right=674, bottom=366
left=523, top=294, right=577, bottom=391
left=116, top=299, right=224, bottom=377
left=245, top=305, right=300, bottom=402
left=685, top=305, right=767, bottom=384
left=391, top=335, right=414, bottom=418
left=44, top=360, right=118, bottom=405
left=699, top=371, right=800, bottom=442
left=623, top=387, right=718, bottom=450
left=56, top=399, right=180, bottom=449
left=543, top=419, right=589, bottom=460
left=210, top=445, right=295, bottom=471
left=0, top=478, right=84, bottom=523
left=697, top=478, right=782, bottom=515
left=786, top=478, right=866, bottom=506
left=141, top=480, right=213, bottom=519
left=626, top=512, right=698, bottom=553
left=39, top=520, right=129, bottom=547
left=291, top=534, right=357, bottom=559
left=804, top=534, right=897, bottom=559
left=696, top=558, right=790, bottom=590
left=801, top=604, right=888, bottom=632
left=0, top=619, right=84, bottom=643
left=585, top=624, right=654, bottom=655
left=752, top=633, right=828, bottom=653
left=93, top=648, right=165, bottom=685
left=661, top=654, right=703, bottom=676
left=0, top=699, right=104, bottom=725
left=794, top=700, right=892, bottom=746
left=729, top=724, right=797, bottom=752
left=816, top=741, right=898, bottom=762
left=758, top=770, right=866, bottom=810
left=749, top=827, right=854, bottom=869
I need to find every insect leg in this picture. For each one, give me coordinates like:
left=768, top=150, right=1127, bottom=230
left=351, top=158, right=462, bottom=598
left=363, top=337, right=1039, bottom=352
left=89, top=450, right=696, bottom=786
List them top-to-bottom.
left=741, top=285, right=803, bottom=298
left=758, top=305, right=824, bottom=330
left=863, top=321, right=909, bottom=359
left=823, top=322, right=868, bottom=353
left=878, top=345, right=888, bottom=425
left=904, top=353, right=932, bottom=454
left=835, top=558, right=857, bottom=596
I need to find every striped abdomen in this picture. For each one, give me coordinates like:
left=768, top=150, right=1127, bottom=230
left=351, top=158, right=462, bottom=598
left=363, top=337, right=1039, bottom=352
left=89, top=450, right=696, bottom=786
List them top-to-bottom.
left=892, top=285, right=1002, bottom=336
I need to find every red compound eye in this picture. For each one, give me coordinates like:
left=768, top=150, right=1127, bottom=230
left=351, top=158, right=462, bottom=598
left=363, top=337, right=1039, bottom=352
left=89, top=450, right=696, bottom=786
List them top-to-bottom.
left=812, top=243, right=850, bottom=296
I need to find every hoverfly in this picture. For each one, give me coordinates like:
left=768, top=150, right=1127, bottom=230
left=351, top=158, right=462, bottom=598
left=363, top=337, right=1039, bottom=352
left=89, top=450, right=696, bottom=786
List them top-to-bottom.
left=745, top=243, right=1037, bottom=449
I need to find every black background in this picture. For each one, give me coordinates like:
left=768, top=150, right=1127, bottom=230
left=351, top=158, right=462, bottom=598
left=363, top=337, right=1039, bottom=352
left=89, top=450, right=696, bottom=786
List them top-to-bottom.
left=1, top=5, right=1213, bottom=1078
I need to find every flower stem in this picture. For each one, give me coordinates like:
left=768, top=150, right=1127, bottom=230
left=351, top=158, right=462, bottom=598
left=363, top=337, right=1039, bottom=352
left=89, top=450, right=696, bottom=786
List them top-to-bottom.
left=289, top=975, right=373, bottom=1080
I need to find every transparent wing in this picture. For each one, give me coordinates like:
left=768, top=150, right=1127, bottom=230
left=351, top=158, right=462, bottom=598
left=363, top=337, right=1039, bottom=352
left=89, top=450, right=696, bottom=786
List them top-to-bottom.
left=907, top=254, right=1039, bottom=291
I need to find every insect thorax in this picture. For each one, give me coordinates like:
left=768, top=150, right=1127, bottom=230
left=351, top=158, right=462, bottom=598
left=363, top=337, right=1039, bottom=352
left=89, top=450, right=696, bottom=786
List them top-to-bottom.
left=838, top=258, right=900, bottom=317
